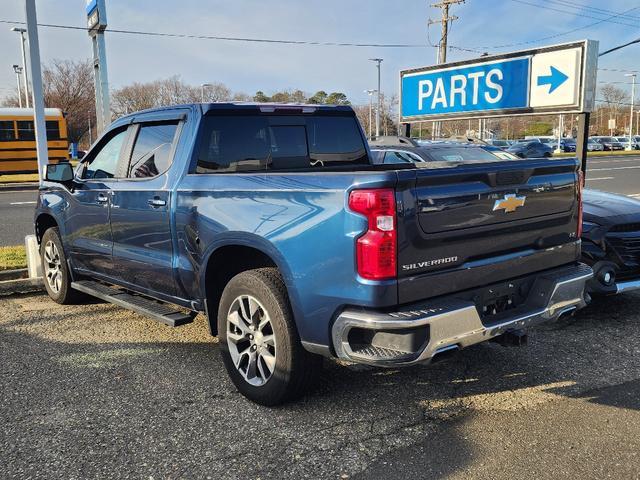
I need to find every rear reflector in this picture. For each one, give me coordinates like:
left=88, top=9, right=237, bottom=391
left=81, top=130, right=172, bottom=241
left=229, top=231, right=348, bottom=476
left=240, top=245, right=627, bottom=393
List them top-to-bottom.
left=349, top=189, right=397, bottom=280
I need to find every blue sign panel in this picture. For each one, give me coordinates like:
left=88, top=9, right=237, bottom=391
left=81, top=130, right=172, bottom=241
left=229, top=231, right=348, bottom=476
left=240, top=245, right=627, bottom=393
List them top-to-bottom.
left=86, top=0, right=97, bottom=15
left=401, top=57, right=530, bottom=120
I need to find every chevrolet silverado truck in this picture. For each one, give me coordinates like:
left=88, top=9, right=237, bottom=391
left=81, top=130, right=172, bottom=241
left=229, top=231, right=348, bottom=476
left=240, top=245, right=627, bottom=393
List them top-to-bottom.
left=36, top=103, right=592, bottom=405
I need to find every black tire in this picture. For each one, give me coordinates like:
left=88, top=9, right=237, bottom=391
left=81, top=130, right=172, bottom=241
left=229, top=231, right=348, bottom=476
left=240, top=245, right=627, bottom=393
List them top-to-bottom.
left=40, top=227, right=84, bottom=305
left=217, top=268, right=321, bottom=406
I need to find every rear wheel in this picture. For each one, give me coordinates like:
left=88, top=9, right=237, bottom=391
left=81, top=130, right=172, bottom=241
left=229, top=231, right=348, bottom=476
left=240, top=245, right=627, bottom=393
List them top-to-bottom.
left=41, top=228, right=84, bottom=304
left=217, top=268, right=321, bottom=405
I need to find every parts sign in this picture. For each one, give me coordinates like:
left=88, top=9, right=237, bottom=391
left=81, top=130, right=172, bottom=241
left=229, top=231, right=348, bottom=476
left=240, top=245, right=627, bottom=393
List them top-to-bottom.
left=400, top=40, right=598, bottom=122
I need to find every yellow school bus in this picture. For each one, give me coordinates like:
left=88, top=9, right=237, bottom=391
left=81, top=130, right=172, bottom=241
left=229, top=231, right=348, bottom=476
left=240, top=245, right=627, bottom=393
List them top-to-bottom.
left=0, top=107, right=69, bottom=175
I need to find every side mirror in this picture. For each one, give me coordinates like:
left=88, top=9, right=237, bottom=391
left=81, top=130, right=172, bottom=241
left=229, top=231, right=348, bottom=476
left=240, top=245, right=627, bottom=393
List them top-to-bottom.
left=45, top=162, right=74, bottom=183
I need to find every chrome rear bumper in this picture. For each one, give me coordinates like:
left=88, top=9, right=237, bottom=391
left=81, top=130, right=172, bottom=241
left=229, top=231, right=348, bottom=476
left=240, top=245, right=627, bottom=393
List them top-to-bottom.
left=332, top=264, right=592, bottom=366
left=616, top=279, right=640, bottom=294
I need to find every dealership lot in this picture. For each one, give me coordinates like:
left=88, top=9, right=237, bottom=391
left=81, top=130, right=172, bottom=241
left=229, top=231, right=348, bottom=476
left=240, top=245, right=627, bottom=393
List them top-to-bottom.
left=1, top=290, right=639, bottom=478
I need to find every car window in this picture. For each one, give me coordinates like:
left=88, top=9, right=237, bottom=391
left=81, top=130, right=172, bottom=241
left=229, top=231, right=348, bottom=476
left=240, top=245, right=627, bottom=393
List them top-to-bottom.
left=196, top=114, right=368, bottom=173
left=127, top=122, right=178, bottom=178
left=82, top=128, right=128, bottom=180
left=383, top=151, right=413, bottom=164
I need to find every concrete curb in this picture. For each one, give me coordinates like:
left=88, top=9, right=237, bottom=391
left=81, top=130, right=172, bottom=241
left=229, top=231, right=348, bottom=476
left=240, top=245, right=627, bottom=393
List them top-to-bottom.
left=0, top=269, right=28, bottom=281
left=0, top=277, right=44, bottom=297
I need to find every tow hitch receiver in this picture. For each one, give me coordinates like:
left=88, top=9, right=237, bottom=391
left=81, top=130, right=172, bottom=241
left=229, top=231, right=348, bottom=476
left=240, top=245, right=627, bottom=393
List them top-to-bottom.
left=492, top=329, right=528, bottom=347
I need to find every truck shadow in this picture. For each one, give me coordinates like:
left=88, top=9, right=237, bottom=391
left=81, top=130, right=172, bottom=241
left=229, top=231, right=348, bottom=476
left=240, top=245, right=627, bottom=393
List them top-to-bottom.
left=1, top=292, right=639, bottom=478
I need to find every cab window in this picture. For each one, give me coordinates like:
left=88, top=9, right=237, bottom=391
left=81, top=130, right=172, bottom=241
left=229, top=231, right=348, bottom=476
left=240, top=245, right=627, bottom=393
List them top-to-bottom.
left=82, top=128, right=128, bottom=180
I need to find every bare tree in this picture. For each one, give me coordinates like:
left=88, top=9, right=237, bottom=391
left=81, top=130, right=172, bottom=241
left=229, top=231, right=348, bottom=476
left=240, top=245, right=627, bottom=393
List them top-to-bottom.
left=1, top=59, right=95, bottom=145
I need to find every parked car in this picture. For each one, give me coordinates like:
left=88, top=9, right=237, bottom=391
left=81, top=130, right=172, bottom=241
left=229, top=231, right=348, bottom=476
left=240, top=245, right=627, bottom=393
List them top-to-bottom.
left=36, top=107, right=591, bottom=405
left=591, top=136, right=624, bottom=151
left=615, top=136, right=640, bottom=150
left=559, top=138, right=576, bottom=152
left=587, top=138, right=604, bottom=152
left=486, top=139, right=513, bottom=150
left=506, top=140, right=554, bottom=158
left=370, top=141, right=516, bottom=165
left=581, top=190, right=640, bottom=295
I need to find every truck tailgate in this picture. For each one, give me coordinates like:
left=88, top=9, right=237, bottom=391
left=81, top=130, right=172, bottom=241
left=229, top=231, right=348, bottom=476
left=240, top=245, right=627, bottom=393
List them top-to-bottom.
left=396, top=158, right=581, bottom=304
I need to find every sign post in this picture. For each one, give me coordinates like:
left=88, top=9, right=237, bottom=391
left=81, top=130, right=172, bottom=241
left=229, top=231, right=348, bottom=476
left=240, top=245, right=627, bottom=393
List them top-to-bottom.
left=87, top=0, right=111, bottom=135
left=399, top=40, right=598, bottom=174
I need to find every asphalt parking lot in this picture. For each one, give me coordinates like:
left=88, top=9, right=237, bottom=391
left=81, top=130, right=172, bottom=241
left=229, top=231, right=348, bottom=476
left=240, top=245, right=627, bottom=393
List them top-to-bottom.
left=1, top=291, right=639, bottom=479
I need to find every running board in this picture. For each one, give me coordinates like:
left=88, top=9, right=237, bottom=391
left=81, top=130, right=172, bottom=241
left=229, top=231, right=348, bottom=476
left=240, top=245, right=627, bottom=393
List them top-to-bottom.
left=71, top=280, right=196, bottom=327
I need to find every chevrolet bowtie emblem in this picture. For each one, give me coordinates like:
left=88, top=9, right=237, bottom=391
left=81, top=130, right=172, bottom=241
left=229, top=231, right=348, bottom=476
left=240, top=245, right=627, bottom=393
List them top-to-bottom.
left=493, top=194, right=526, bottom=213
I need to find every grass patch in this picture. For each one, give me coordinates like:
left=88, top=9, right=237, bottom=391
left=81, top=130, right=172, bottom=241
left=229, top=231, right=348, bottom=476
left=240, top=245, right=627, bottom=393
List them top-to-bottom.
left=0, top=173, right=39, bottom=183
left=0, top=245, right=27, bottom=271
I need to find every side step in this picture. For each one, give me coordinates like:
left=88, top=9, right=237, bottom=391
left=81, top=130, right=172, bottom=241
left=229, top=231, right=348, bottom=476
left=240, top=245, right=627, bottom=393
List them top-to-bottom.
left=71, top=280, right=196, bottom=327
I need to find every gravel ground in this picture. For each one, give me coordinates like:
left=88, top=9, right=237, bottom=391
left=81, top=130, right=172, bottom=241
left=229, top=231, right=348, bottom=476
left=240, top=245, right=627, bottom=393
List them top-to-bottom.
left=1, top=291, right=639, bottom=479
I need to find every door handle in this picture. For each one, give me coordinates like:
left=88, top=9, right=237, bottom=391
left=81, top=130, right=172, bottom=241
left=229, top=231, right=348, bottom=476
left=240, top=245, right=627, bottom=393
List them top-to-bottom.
left=97, top=193, right=109, bottom=204
left=148, top=198, right=166, bottom=208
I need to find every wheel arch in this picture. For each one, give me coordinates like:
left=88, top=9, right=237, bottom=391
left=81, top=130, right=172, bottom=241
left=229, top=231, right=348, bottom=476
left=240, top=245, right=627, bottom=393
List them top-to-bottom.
left=35, top=213, right=59, bottom=244
left=200, top=237, right=300, bottom=336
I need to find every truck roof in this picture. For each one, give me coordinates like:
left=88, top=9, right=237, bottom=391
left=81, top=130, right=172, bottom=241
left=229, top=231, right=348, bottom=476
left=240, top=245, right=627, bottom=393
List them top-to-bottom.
left=118, top=102, right=355, bottom=120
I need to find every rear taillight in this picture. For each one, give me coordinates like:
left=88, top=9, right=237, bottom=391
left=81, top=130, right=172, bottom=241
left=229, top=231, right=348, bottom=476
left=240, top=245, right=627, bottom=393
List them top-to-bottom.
left=576, top=170, right=584, bottom=238
left=348, top=188, right=397, bottom=280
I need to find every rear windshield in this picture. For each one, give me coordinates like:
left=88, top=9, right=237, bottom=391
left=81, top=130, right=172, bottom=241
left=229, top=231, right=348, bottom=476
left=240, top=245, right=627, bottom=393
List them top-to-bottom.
left=195, top=114, right=369, bottom=173
left=418, top=146, right=512, bottom=163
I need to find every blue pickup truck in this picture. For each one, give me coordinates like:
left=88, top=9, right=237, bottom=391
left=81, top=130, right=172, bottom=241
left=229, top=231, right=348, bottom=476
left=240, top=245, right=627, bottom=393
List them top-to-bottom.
left=37, top=103, right=592, bottom=405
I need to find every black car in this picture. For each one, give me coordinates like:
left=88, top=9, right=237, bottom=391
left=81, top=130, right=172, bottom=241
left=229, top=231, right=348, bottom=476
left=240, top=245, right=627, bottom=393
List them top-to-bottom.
left=591, top=136, right=624, bottom=151
left=506, top=141, right=554, bottom=158
left=582, top=190, right=640, bottom=295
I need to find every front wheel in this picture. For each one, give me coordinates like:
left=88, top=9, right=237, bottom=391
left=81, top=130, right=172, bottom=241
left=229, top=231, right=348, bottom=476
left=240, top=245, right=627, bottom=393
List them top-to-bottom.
left=41, top=227, right=84, bottom=304
left=217, top=268, right=321, bottom=406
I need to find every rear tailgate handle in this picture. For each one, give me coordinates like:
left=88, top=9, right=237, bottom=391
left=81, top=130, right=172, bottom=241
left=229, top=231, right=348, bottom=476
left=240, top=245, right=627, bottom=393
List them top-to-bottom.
left=148, top=197, right=166, bottom=208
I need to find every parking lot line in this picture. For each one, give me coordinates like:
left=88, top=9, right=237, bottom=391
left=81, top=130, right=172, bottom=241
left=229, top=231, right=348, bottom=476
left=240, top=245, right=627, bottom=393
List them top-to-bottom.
left=585, top=177, right=614, bottom=181
left=9, top=201, right=37, bottom=205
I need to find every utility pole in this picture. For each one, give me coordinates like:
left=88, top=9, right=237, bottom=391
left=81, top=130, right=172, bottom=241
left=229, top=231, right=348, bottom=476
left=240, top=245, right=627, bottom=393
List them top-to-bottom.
left=429, top=0, right=464, bottom=139
left=11, top=27, right=30, bottom=108
left=369, top=59, right=383, bottom=138
left=13, top=65, right=23, bottom=108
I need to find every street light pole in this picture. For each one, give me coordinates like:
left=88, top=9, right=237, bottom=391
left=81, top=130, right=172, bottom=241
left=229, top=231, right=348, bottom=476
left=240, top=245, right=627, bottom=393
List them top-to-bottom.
left=23, top=0, right=48, bottom=185
left=11, top=27, right=30, bottom=108
left=369, top=59, right=383, bottom=138
left=13, top=65, right=23, bottom=108
left=625, top=73, right=636, bottom=150
left=201, top=83, right=212, bottom=103
left=364, top=89, right=376, bottom=139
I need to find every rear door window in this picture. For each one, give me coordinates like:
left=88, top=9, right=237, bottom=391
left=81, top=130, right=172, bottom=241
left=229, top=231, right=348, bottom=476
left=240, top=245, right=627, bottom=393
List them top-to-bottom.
left=196, top=114, right=368, bottom=173
left=127, top=122, right=179, bottom=178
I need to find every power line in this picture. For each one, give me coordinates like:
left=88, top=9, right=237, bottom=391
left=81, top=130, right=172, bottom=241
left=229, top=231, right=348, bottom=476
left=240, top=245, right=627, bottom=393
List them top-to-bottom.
left=506, top=0, right=639, bottom=28
left=540, top=0, right=640, bottom=20
left=474, top=6, right=640, bottom=50
left=0, top=19, right=430, bottom=49
left=599, top=37, right=640, bottom=57
left=599, top=67, right=639, bottom=73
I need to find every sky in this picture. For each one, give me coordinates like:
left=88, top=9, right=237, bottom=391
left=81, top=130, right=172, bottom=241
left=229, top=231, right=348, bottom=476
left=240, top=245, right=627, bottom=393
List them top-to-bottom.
left=0, top=0, right=638, bottom=106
